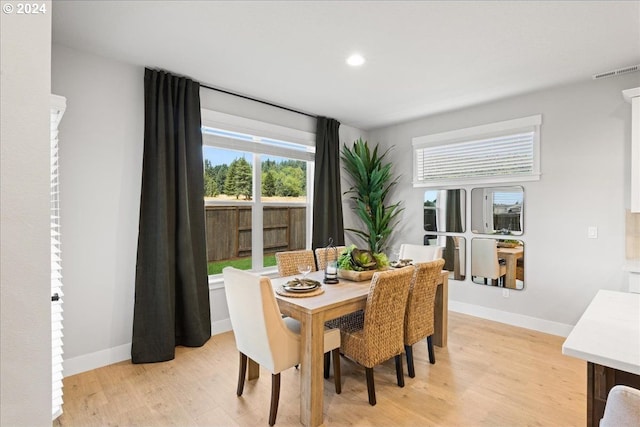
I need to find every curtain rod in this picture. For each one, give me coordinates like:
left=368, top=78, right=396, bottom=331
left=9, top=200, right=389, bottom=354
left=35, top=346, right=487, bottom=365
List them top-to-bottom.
left=200, top=83, right=318, bottom=119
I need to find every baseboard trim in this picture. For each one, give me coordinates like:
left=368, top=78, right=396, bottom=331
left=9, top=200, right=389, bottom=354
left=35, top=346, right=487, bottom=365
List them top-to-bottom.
left=449, top=301, right=574, bottom=337
left=64, top=307, right=570, bottom=377
left=212, top=318, right=232, bottom=335
left=64, top=320, right=233, bottom=377
left=64, top=342, right=131, bottom=377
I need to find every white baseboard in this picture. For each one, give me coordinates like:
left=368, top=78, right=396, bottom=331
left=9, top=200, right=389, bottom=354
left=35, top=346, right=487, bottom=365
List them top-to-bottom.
left=449, top=301, right=574, bottom=337
left=64, top=308, right=569, bottom=377
left=212, top=318, right=232, bottom=335
left=64, top=320, right=233, bottom=377
left=64, top=342, right=131, bottom=377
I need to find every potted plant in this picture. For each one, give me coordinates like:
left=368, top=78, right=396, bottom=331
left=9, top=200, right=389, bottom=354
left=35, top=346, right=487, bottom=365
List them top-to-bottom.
left=340, top=138, right=402, bottom=274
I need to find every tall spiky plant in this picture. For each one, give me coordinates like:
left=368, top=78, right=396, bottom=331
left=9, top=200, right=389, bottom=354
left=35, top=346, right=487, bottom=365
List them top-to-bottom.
left=341, top=138, right=403, bottom=254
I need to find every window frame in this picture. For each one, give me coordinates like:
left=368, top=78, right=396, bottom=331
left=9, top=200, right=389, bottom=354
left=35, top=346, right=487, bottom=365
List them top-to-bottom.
left=201, top=109, right=315, bottom=279
left=412, top=114, right=542, bottom=188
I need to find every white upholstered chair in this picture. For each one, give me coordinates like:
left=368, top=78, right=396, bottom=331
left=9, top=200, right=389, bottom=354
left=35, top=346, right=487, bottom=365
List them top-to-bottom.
left=471, top=238, right=506, bottom=286
left=398, top=243, right=444, bottom=262
left=222, top=267, right=340, bottom=425
left=600, top=385, right=640, bottom=427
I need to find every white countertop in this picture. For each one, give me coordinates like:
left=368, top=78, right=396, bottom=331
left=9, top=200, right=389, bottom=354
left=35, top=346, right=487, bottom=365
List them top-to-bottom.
left=562, top=290, right=640, bottom=375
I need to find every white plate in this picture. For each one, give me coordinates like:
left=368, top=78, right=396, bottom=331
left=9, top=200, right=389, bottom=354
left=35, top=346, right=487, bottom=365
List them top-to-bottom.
left=284, top=279, right=320, bottom=291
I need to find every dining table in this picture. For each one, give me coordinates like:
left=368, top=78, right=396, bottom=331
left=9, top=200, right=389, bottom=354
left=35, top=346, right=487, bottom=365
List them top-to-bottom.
left=497, top=245, right=524, bottom=289
left=246, top=268, right=449, bottom=427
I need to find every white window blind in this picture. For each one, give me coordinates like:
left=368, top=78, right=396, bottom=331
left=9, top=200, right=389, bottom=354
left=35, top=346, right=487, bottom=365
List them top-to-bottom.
left=51, top=94, right=66, bottom=420
left=412, top=115, right=541, bottom=187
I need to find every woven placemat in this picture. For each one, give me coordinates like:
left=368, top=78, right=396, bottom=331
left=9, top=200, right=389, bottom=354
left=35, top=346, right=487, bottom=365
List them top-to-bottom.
left=275, top=285, right=325, bottom=298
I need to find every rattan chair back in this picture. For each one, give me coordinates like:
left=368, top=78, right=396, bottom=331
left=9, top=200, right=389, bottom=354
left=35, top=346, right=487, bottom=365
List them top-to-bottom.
left=314, top=246, right=346, bottom=270
left=275, top=249, right=317, bottom=277
left=404, top=259, right=445, bottom=346
left=341, top=267, right=413, bottom=367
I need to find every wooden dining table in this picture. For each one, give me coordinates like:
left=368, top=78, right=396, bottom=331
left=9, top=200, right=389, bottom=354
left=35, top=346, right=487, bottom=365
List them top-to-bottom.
left=497, top=245, right=524, bottom=289
left=246, top=268, right=449, bottom=427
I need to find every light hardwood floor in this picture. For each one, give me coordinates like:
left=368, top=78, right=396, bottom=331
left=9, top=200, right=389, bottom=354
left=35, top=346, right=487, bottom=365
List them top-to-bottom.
left=54, top=312, right=586, bottom=426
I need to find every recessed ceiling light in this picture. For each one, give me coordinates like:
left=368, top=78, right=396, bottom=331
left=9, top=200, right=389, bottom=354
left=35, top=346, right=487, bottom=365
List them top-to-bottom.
left=346, top=54, right=365, bottom=67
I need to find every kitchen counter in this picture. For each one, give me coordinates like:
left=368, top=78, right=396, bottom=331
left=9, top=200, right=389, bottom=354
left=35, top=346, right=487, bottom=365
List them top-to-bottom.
left=562, top=290, right=640, bottom=426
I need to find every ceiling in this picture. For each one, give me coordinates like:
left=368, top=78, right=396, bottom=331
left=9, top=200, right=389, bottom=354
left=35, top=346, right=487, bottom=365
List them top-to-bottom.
left=52, top=1, right=640, bottom=130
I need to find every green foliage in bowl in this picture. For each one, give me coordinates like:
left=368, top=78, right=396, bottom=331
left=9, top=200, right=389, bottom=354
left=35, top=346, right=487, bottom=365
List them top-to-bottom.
left=338, top=244, right=389, bottom=271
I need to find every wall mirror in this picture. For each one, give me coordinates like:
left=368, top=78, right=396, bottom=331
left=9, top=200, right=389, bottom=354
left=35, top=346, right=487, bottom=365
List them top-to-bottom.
left=471, top=186, right=524, bottom=235
left=424, top=189, right=466, bottom=233
left=424, top=234, right=466, bottom=281
left=471, top=238, right=524, bottom=290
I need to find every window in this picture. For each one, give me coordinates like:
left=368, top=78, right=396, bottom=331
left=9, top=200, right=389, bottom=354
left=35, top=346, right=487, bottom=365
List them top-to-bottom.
left=201, top=111, right=315, bottom=276
left=412, top=115, right=542, bottom=187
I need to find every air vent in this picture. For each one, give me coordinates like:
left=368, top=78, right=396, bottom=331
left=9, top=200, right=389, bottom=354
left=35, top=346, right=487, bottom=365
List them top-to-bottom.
left=592, top=64, right=640, bottom=80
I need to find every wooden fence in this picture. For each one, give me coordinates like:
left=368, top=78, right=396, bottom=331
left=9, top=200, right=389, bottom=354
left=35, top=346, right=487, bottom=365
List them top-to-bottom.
left=205, top=205, right=306, bottom=262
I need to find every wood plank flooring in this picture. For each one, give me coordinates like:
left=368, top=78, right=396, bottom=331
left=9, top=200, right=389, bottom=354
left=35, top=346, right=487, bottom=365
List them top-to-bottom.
left=54, top=312, right=586, bottom=426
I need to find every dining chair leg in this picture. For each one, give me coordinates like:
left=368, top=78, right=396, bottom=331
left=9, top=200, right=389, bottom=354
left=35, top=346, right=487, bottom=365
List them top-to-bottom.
left=427, top=336, right=436, bottom=364
left=405, top=344, right=415, bottom=378
left=332, top=348, right=341, bottom=394
left=237, top=352, right=247, bottom=396
left=324, top=352, right=330, bottom=379
left=395, top=355, right=405, bottom=387
left=365, top=367, right=376, bottom=406
left=269, top=373, right=281, bottom=426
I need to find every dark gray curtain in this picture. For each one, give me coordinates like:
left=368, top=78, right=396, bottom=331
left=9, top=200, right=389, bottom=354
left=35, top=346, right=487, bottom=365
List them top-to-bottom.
left=132, top=68, right=211, bottom=363
left=312, top=117, right=345, bottom=249
left=444, top=189, right=463, bottom=271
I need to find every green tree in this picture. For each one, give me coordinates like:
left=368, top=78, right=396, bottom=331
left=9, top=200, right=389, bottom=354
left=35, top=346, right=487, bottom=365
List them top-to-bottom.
left=225, top=157, right=252, bottom=200
left=234, top=157, right=252, bottom=200
left=203, top=159, right=219, bottom=197
left=262, top=159, right=276, bottom=173
left=224, top=160, right=238, bottom=196
left=212, top=164, right=228, bottom=192
left=275, top=166, right=304, bottom=197
left=262, top=170, right=276, bottom=196
left=204, top=174, right=218, bottom=197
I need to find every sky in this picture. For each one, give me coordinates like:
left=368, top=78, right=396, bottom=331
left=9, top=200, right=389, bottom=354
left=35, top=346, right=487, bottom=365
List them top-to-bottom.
left=203, top=146, right=251, bottom=166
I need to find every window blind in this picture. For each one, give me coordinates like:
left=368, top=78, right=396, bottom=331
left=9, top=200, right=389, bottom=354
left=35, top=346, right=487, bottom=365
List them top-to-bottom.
left=51, top=95, right=66, bottom=420
left=412, top=114, right=541, bottom=187
left=416, top=132, right=534, bottom=182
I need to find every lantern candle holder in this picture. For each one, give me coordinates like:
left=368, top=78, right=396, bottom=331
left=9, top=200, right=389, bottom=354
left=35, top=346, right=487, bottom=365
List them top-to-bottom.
left=323, top=238, right=339, bottom=284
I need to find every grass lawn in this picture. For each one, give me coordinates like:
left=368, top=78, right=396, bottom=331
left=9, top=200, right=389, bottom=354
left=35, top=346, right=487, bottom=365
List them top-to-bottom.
left=208, top=254, right=277, bottom=275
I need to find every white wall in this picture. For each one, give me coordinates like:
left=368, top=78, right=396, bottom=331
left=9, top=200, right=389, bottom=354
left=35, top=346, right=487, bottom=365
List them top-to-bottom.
left=0, top=3, right=53, bottom=425
left=52, top=44, right=368, bottom=374
left=52, top=44, right=144, bottom=373
left=366, top=73, right=640, bottom=334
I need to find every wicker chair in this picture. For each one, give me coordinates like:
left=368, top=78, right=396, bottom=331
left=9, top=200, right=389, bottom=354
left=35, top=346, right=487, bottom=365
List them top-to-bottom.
left=314, top=246, right=346, bottom=270
left=275, top=249, right=317, bottom=277
left=404, top=259, right=445, bottom=378
left=222, top=267, right=341, bottom=425
left=327, top=267, right=413, bottom=405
